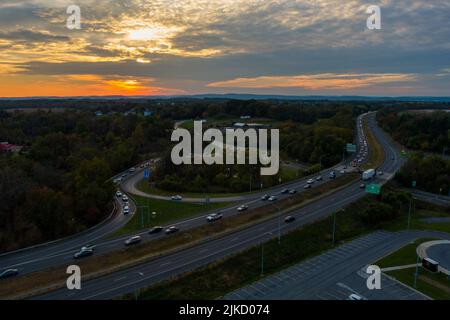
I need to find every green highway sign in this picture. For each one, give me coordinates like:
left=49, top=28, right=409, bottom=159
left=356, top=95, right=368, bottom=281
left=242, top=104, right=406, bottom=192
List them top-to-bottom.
left=346, top=143, right=357, bottom=153
left=365, top=183, right=381, bottom=195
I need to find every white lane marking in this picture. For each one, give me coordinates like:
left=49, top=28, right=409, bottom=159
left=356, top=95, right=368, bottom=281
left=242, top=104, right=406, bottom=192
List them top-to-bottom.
left=160, top=262, right=171, bottom=267
left=114, top=276, right=127, bottom=282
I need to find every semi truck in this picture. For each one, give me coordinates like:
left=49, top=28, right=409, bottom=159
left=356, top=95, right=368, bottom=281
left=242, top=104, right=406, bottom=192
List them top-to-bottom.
left=362, top=169, right=376, bottom=180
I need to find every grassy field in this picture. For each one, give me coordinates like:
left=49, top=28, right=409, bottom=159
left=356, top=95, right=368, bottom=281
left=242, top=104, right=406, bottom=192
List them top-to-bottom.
left=362, top=116, right=385, bottom=170
left=135, top=165, right=300, bottom=198
left=113, top=195, right=233, bottom=236
left=384, top=208, right=450, bottom=234
left=376, top=238, right=436, bottom=269
left=387, top=268, right=450, bottom=300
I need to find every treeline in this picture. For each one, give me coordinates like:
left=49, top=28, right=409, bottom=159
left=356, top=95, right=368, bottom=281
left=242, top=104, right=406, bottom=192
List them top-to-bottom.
left=151, top=108, right=355, bottom=193
left=377, top=109, right=450, bottom=153
left=0, top=110, right=172, bottom=251
left=396, top=154, right=450, bottom=196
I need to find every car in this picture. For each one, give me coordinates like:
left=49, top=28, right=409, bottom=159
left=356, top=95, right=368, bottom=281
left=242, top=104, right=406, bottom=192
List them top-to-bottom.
left=343, top=165, right=347, bottom=169
left=129, top=167, right=136, bottom=173
left=340, top=170, right=345, bottom=174
left=329, top=171, right=336, bottom=179
left=378, top=171, right=384, bottom=176
left=121, top=173, right=127, bottom=178
left=316, top=176, right=323, bottom=181
left=116, top=177, right=123, bottom=183
left=307, top=179, right=314, bottom=184
left=360, top=183, right=366, bottom=189
left=304, top=184, right=312, bottom=189
left=281, top=189, right=289, bottom=194
left=288, top=189, right=297, bottom=194
left=116, top=191, right=122, bottom=197
left=261, top=194, right=269, bottom=201
left=122, top=195, right=129, bottom=202
left=171, top=195, right=183, bottom=201
left=268, top=196, right=277, bottom=201
left=237, top=205, right=249, bottom=212
left=123, top=207, right=130, bottom=215
left=207, top=213, right=223, bottom=222
left=284, top=216, right=296, bottom=223
left=148, top=226, right=163, bottom=234
left=165, top=226, right=179, bottom=234
left=125, top=236, right=142, bottom=246
left=81, top=244, right=95, bottom=251
left=74, top=248, right=94, bottom=259
left=0, top=268, right=19, bottom=280
left=348, top=294, right=365, bottom=301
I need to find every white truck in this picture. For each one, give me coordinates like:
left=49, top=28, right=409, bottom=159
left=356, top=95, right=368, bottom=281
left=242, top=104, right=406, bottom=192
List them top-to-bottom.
left=362, top=169, right=376, bottom=180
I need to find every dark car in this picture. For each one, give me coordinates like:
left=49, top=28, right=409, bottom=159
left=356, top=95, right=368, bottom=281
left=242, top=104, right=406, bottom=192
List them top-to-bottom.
left=281, top=189, right=289, bottom=194
left=289, top=189, right=297, bottom=194
left=284, top=216, right=296, bottom=223
left=148, top=226, right=163, bottom=234
left=165, top=226, right=179, bottom=234
left=73, top=249, right=94, bottom=259
left=0, top=269, right=19, bottom=280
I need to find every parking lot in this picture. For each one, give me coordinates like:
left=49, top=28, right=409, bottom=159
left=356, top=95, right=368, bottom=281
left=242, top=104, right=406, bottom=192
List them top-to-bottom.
left=224, top=231, right=429, bottom=300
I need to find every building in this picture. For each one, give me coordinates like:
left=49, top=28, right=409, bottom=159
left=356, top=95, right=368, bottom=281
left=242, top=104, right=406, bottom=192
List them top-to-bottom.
left=0, top=142, right=23, bottom=153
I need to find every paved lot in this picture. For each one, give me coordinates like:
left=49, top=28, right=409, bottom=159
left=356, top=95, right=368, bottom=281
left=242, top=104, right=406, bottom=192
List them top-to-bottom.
left=224, top=231, right=431, bottom=300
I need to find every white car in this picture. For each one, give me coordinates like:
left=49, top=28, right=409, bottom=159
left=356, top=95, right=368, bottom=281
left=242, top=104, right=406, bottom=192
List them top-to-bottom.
left=129, top=167, right=136, bottom=173
left=340, top=170, right=345, bottom=174
left=316, top=176, right=323, bottom=181
left=307, top=179, right=314, bottom=184
left=116, top=191, right=122, bottom=197
left=122, top=195, right=129, bottom=202
left=171, top=195, right=183, bottom=201
left=268, top=196, right=277, bottom=201
left=237, top=205, right=249, bottom=212
left=123, top=207, right=130, bottom=215
left=207, top=213, right=223, bottom=222
left=125, top=236, right=141, bottom=246
left=348, top=294, right=365, bottom=301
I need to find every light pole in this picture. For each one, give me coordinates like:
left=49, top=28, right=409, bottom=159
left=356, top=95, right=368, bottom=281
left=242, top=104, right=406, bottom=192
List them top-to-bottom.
left=407, top=196, right=412, bottom=230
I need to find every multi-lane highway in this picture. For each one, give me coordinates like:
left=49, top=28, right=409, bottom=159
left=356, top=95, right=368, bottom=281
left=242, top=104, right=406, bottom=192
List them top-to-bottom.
left=32, top=112, right=408, bottom=300
left=0, top=114, right=369, bottom=279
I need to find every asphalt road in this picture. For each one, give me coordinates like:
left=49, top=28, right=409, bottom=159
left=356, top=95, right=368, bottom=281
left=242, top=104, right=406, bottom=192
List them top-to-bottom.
left=33, top=112, right=408, bottom=300
left=0, top=113, right=369, bottom=279
left=412, top=189, right=450, bottom=207
left=225, top=230, right=450, bottom=300
left=427, top=243, right=450, bottom=270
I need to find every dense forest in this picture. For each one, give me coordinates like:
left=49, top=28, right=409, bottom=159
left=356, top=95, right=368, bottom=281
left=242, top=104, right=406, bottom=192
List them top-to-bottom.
left=151, top=107, right=355, bottom=193
left=377, top=109, right=450, bottom=153
left=0, top=110, right=172, bottom=251
left=396, top=154, right=450, bottom=196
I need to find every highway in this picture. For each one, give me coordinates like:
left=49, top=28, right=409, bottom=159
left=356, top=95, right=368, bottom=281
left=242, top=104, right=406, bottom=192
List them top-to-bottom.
left=33, top=112, right=408, bottom=300
left=0, top=115, right=368, bottom=278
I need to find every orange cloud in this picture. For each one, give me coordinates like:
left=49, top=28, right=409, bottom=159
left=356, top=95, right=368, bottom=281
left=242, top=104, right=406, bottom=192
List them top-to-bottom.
left=207, top=73, right=417, bottom=90
left=0, top=74, right=185, bottom=97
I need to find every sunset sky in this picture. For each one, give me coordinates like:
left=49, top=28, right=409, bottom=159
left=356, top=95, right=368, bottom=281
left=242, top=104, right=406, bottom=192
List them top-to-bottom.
left=0, top=0, right=449, bottom=97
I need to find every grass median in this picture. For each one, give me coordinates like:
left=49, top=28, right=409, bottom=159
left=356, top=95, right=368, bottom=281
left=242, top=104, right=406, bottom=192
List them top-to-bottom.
left=362, top=115, right=385, bottom=170
left=0, top=173, right=358, bottom=299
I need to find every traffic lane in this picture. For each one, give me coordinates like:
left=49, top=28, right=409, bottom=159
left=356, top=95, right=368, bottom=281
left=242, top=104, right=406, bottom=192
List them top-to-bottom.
left=2, top=113, right=370, bottom=277
left=121, top=114, right=369, bottom=203
left=2, top=172, right=355, bottom=276
left=35, top=181, right=370, bottom=300
left=0, top=198, right=132, bottom=271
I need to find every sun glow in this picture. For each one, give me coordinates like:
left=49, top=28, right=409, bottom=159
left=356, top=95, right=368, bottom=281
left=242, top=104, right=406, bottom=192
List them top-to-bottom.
left=127, top=27, right=175, bottom=41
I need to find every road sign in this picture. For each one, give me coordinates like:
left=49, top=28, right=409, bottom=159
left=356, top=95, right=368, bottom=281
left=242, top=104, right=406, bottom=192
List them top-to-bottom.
left=346, top=143, right=357, bottom=153
left=144, top=168, right=151, bottom=180
left=365, top=183, right=381, bottom=195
